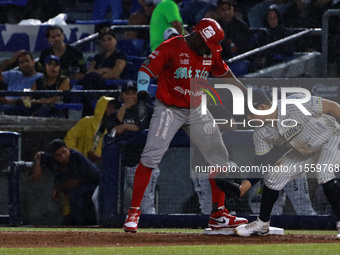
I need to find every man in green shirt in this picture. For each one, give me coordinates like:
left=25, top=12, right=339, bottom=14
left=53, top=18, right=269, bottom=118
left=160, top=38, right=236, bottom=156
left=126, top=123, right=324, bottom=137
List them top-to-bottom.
left=149, top=0, right=184, bottom=51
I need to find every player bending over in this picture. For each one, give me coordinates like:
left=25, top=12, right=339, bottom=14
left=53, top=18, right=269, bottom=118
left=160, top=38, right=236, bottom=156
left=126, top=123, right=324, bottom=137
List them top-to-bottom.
left=123, top=18, right=249, bottom=233
left=220, top=88, right=340, bottom=239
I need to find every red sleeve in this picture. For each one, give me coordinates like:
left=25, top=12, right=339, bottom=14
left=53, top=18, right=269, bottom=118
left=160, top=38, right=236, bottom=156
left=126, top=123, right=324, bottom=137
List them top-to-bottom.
left=139, top=41, right=171, bottom=78
left=210, top=53, right=230, bottom=78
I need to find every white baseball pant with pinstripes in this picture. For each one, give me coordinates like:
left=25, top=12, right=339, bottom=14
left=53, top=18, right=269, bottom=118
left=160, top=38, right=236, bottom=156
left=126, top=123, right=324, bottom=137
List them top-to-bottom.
left=265, top=129, right=340, bottom=191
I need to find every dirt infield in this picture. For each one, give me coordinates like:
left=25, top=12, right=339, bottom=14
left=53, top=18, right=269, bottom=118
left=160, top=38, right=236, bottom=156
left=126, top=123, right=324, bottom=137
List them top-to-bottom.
left=0, top=231, right=338, bottom=247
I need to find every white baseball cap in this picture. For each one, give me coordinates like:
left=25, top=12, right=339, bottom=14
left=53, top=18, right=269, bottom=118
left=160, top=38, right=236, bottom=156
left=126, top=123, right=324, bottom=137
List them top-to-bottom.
left=163, top=27, right=180, bottom=41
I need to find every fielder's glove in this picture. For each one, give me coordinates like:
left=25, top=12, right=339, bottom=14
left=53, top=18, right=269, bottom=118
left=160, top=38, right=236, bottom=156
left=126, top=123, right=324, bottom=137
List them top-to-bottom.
left=215, top=174, right=241, bottom=199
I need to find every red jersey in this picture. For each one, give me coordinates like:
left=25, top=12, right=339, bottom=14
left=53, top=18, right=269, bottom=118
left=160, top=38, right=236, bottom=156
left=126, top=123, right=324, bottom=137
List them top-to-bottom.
left=140, top=35, right=230, bottom=108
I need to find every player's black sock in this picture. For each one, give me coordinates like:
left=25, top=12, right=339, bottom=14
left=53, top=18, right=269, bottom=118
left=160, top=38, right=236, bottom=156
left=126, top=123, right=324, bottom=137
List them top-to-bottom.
left=323, top=179, right=340, bottom=221
left=259, top=185, right=279, bottom=222
left=211, top=203, right=219, bottom=214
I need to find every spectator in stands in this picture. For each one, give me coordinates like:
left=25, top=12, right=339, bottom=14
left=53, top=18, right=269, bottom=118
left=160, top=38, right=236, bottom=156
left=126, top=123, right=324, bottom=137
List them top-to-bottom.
left=123, top=0, right=148, bottom=19
left=125, top=0, right=157, bottom=53
left=126, top=0, right=157, bottom=41
left=149, top=0, right=184, bottom=51
left=181, top=0, right=217, bottom=27
left=206, top=0, right=249, bottom=60
left=247, top=0, right=293, bottom=28
left=279, top=0, right=335, bottom=29
left=283, top=0, right=311, bottom=28
left=304, top=0, right=333, bottom=28
left=250, top=5, right=296, bottom=71
left=37, top=26, right=87, bottom=80
left=79, top=27, right=128, bottom=117
left=87, top=27, right=128, bottom=80
left=163, top=27, right=180, bottom=41
left=0, top=50, right=28, bottom=72
left=0, top=51, right=42, bottom=115
left=29, top=55, right=71, bottom=118
left=104, top=80, right=160, bottom=214
left=64, top=96, right=121, bottom=164
left=32, top=139, right=100, bottom=225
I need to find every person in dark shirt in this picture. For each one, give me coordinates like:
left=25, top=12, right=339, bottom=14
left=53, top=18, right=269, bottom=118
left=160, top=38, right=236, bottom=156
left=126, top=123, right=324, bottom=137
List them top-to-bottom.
left=125, top=0, right=157, bottom=52
left=206, top=0, right=249, bottom=60
left=252, top=5, right=296, bottom=70
left=37, top=26, right=87, bottom=80
left=79, top=27, right=128, bottom=116
left=87, top=27, right=128, bottom=80
left=30, top=55, right=70, bottom=118
left=104, top=80, right=159, bottom=214
left=32, top=139, right=100, bottom=225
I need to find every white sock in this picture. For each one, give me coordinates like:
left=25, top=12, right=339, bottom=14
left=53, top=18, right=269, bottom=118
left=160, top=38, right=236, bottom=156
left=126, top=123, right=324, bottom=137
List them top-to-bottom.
left=257, top=217, right=269, bottom=226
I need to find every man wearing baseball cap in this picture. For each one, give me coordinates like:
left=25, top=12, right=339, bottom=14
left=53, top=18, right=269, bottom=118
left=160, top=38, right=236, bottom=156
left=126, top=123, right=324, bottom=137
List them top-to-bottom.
left=192, top=17, right=225, bottom=53
left=124, top=18, right=249, bottom=233
left=163, top=27, right=180, bottom=41
left=103, top=80, right=160, bottom=215
left=32, top=139, right=100, bottom=225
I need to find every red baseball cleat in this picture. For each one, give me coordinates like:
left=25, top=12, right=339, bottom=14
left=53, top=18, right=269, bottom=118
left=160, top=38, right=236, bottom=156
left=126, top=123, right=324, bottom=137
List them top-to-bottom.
left=123, top=207, right=141, bottom=233
left=209, top=207, right=248, bottom=229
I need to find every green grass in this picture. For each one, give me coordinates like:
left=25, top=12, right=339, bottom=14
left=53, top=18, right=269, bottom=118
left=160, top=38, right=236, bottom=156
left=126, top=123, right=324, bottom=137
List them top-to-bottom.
left=0, top=227, right=337, bottom=235
left=0, top=228, right=339, bottom=255
left=0, top=244, right=340, bottom=255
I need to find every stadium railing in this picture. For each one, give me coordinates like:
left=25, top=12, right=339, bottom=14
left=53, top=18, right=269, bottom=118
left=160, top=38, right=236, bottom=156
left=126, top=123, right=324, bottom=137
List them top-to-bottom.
left=2, top=124, right=338, bottom=229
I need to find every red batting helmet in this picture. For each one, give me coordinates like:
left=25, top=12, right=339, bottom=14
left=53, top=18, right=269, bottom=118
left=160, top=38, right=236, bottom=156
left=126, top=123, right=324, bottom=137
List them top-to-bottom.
left=193, top=18, right=224, bottom=53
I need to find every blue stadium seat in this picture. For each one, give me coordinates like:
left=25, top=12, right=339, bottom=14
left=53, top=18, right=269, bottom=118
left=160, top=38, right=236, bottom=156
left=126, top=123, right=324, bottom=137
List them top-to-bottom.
left=91, top=0, right=122, bottom=20
left=116, top=39, right=145, bottom=56
left=273, top=54, right=296, bottom=62
left=124, top=56, right=146, bottom=80
left=229, top=60, right=250, bottom=76
left=104, top=79, right=128, bottom=89
left=70, top=80, right=79, bottom=88
left=69, top=83, right=83, bottom=104
left=148, top=84, right=157, bottom=99
left=148, top=84, right=157, bottom=106
left=55, top=103, right=83, bottom=119
left=55, top=103, right=83, bottom=111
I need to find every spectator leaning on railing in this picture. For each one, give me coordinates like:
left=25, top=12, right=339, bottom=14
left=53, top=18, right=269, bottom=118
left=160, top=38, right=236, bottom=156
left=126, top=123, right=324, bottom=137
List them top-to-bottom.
left=32, top=139, right=100, bottom=225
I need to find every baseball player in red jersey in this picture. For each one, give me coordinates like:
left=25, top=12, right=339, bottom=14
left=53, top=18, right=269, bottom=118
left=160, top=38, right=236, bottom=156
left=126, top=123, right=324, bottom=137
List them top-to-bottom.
left=123, top=18, right=249, bottom=233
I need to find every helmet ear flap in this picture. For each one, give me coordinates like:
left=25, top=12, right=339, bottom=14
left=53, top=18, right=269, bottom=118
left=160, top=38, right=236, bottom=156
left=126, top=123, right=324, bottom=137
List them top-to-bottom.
left=193, top=18, right=224, bottom=53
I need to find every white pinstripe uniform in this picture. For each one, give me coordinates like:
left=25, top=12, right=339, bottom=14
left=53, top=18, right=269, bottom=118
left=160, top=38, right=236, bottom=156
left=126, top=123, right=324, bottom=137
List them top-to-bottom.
left=254, top=94, right=339, bottom=191
left=272, top=174, right=317, bottom=215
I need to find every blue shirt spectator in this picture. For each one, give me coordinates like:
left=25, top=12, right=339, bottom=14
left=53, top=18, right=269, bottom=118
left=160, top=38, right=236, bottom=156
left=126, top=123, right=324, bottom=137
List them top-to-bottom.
left=0, top=51, right=42, bottom=115
left=2, top=70, right=42, bottom=91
